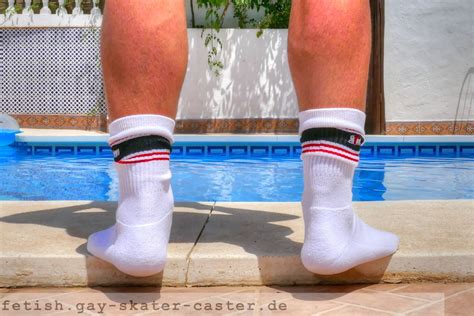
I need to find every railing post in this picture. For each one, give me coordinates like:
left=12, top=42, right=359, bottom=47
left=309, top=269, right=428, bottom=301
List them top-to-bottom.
left=5, top=0, right=14, bottom=17
left=22, top=0, right=32, bottom=14
left=39, top=0, right=51, bottom=14
left=57, top=0, right=66, bottom=16
left=72, top=0, right=82, bottom=15
left=89, top=0, right=101, bottom=25
left=90, top=0, right=100, bottom=15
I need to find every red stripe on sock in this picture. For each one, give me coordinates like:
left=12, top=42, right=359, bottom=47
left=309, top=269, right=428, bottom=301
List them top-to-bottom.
left=342, top=128, right=363, bottom=135
left=302, top=143, right=358, bottom=157
left=302, top=149, right=359, bottom=162
left=125, top=151, right=170, bottom=160
left=117, top=157, right=170, bottom=164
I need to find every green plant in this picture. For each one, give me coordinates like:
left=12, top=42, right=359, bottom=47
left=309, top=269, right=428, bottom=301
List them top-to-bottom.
left=22, top=0, right=289, bottom=77
left=31, top=0, right=42, bottom=13
left=49, top=0, right=59, bottom=13
left=194, top=0, right=291, bottom=75
left=194, top=0, right=290, bottom=30
left=197, top=0, right=227, bottom=76
left=251, top=0, right=291, bottom=37
left=1, top=3, right=17, bottom=24
left=23, top=5, right=34, bottom=16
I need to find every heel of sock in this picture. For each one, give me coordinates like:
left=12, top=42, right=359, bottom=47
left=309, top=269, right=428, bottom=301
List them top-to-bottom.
left=300, top=206, right=400, bottom=275
left=301, top=206, right=356, bottom=275
left=111, top=210, right=173, bottom=277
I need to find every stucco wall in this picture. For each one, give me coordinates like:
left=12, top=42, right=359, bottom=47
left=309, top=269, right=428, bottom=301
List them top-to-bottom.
left=1, top=0, right=472, bottom=123
left=185, top=0, right=473, bottom=122
left=185, top=0, right=474, bottom=122
left=186, top=0, right=474, bottom=121
left=384, top=0, right=473, bottom=122
left=178, top=29, right=298, bottom=119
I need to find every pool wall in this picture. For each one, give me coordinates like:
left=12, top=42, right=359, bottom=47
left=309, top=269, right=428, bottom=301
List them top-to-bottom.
left=12, top=135, right=474, bottom=158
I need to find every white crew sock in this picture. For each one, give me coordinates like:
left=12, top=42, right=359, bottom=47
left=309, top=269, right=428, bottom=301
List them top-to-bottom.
left=299, top=108, right=399, bottom=275
left=87, top=114, right=175, bottom=277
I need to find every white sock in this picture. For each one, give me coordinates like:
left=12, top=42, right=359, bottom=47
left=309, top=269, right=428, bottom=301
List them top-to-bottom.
left=299, top=108, right=399, bottom=275
left=87, top=114, right=175, bottom=277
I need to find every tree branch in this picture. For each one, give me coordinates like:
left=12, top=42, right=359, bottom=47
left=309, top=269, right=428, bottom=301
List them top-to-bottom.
left=190, top=0, right=196, bottom=28
left=219, top=0, right=231, bottom=29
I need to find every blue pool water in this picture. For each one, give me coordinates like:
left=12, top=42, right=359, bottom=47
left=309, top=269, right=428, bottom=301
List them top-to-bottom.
left=0, top=129, right=20, bottom=146
left=1, top=146, right=473, bottom=201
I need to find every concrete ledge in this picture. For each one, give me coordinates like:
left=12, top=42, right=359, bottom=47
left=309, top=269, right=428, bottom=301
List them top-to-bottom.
left=0, top=201, right=473, bottom=287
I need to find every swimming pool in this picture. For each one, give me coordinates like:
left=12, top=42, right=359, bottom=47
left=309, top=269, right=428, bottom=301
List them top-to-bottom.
left=1, top=138, right=473, bottom=201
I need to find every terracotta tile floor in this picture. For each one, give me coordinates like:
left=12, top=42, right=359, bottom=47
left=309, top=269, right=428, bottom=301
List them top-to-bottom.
left=0, top=284, right=472, bottom=315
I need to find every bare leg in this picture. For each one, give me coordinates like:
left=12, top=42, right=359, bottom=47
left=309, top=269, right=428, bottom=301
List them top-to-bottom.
left=101, top=0, right=188, bottom=120
left=288, top=0, right=371, bottom=112
left=87, top=1, right=188, bottom=277
left=288, top=1, right=399, bottom=275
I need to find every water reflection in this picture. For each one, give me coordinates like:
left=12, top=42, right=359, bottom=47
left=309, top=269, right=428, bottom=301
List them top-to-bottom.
left=1, top=149, right=473, bottom=201
left=354, top=159, right=387, bottom=201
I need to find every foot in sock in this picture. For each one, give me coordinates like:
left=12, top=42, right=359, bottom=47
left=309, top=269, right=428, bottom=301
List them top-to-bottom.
left=299, top=108, right=399, bottom=275
left=87, top=114, right=175, bottom=277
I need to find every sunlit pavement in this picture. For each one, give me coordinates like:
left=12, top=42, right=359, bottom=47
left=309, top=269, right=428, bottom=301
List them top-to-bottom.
left=2, top=201, right=473, bottom=287
left=1, top=284, right=473, bottom=315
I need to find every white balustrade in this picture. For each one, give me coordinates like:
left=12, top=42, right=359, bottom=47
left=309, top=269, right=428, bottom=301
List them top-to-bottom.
left=1, top=0, right=102, bottom=27
left=4, top=0, right=17, bottom=21
left=6, top=0, right=14, bottom=12
left=22, top=0, right=32, bottom=14
left=40, top=0, right=51, bottom=14
left=57, top=0, right=67, bottom=17
left=72, top=0, right=83, bottom=15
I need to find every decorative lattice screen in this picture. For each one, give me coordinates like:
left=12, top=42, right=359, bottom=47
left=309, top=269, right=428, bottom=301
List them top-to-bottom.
left=0, top=28, right=107, bottom=115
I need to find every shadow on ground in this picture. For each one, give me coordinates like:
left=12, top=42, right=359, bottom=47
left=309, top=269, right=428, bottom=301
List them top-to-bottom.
left=0, top=200, right=392, bottom=302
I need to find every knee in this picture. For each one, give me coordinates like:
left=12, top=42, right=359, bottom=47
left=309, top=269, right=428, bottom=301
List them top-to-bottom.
left=288, top=1, right=371, bottom=60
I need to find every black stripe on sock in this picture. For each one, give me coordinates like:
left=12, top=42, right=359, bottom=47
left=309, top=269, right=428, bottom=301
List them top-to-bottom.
left=300, top=127, right=364, bottom=152
left=111, top=135, right=171, bottom=162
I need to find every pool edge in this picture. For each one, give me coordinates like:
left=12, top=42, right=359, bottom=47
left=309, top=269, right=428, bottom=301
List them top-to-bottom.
left=1, top=200, right=472, bottom=287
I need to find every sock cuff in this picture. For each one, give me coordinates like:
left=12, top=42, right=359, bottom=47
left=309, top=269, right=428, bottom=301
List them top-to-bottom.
left=298, top=108, right=366, bottom=136
left=299, top=108, right=366, bottom=166
left=108, top=114, right=175, bottom=146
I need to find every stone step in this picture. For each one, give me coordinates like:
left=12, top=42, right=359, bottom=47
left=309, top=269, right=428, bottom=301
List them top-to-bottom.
left=0, top=201, right=472, bottom=287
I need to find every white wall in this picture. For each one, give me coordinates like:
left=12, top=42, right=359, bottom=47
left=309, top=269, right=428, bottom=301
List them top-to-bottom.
left=2, top=0, right=472, bottom=122
left=185, top=0, right=474, bottom=121
left=384, top=0, right=473, bottom=122
left=181, top=1, right=294, bottom=119
left=178, top=29, right=298, bottom=119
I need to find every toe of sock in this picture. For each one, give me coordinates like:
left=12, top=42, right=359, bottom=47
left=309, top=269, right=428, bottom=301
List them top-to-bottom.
left=300, top=216, right=401, bottom=275
left=355, top=216, right=400, bottom=256
left=380, top=230, right=400, bottom=255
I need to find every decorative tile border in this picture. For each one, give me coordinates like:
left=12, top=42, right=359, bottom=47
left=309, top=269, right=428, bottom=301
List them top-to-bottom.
left=9, top=114, right=474, bottom=135
left=11, top=114, right=108, bottom=131
left=11, top=115, right=299, bottom=133
left=174, top=118, right=299, bottom=134
left=386, top=121, right=473, bottom=135
left=13, top=141, right=474, bottom=159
